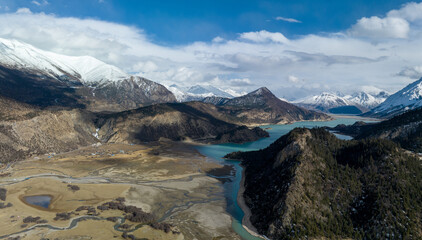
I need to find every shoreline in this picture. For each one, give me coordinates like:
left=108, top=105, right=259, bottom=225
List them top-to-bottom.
left=327, top=114, right=380, bottom=121
left=237, top=166, right=267, bottom=240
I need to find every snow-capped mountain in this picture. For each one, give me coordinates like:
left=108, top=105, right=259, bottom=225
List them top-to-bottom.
left=0, top=38, right=176, bottom=111
left=0, top=38, right=129, bottom=85
left=367, top=78, right=422, bottom=118
left=168, top=84, right=244, bottom=102
left=293, top=89, right=389, bottom=114
left=345, top=91, right=389, bottom=109
left=293, top=92, right=354, bottom=111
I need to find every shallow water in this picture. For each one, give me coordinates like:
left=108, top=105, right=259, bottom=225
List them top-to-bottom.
left=196, top=117, right=378, bottom=240
left=24, top=195, right=52, bottom=209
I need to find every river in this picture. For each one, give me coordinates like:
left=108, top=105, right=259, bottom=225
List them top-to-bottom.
left=195, top=116, right=378, bottom=240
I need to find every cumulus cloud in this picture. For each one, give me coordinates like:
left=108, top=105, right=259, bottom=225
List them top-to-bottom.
left=387, top=2, right=422, bottom=22
left=0, top=3, right=421, bottom=98
left=16, top=8, right=32, bottom=14
left=275, top=16, right=301, bottom=23
left=349, top=16, right=410, bottom=39
left=239, top=30, right=289, bottom=43
left=212, top=36, right=224, bottom=43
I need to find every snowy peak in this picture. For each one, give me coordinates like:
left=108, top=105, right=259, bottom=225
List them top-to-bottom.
left=0, top=37, right=128, bottom=85
left=370, top=78, right=422, bottom=117
left=294, top=89, right=389, bottom=113
left=345, top=91, right=388, bottom=109
left=294, top=92, right=352, bottom=108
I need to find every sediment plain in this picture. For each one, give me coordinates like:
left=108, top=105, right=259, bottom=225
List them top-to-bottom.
left=0, top=141, right=239, bottom=240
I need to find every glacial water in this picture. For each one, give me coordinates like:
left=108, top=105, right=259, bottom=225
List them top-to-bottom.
left=195, top=117, right=378, bottom=240
left=23, top=195, right=52, bottom=209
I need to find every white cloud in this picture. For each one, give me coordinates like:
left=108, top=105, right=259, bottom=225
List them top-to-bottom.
left=31, top=1, right=41, bottom=6
left=387, top=2, right=422, bottom=22
left=0, top=3, right=421, bottom=98
left=16, top=8, right=32, bottom=14
left=275, top=16, right=301, bottom=23
left=349, top=16, right=409, bottom=39
left=239, top=30, right=289, bottom=43
left=212, top=36, right=224, bottom=43
left=288, top=75, right=300, bottom=83
left=228, top=78, right=253, bottom=86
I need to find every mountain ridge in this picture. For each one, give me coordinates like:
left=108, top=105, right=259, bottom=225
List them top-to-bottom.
left=365, top=78, right=422, bottom=118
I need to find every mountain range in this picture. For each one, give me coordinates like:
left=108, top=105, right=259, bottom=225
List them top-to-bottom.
left=0, top=38, right=332, bottom=163
left=293, top=91, right=389, bottom=114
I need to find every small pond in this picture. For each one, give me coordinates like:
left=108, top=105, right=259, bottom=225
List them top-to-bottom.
left=23, top=195, right=52, bottom=209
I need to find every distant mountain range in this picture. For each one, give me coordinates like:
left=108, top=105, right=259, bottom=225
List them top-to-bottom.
left=0, top=38, right=176, bottom=112
left=167, top=84, right=245, bottom=102
left=293, top=90, right=390, bottom=114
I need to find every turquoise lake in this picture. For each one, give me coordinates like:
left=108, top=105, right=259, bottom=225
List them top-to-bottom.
left=195, top=117, right=378, bottom=240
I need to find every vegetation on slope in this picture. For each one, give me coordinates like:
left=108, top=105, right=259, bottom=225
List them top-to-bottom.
left=226, top=128, right=422, bottom=239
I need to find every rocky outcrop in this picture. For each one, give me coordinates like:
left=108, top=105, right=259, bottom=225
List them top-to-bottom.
left=226, top=128, right=422, bottom=239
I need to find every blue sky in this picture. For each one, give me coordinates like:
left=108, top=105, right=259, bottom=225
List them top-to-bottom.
left=0, top=0, right=415, bottom=44
left=1, top=0, right=422, bottom=99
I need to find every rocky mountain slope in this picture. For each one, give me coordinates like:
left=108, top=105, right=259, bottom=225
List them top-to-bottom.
left=0, top=38, right=176, bottom=112
left=365, top=78, right=422, bottom=118
left=201, top=87, right=330, bottom=125
left=0, top=97, right=98, bottom=162
left=95, top=102, right=268, bottom=144
left=226, top=128, right=422, bottom=239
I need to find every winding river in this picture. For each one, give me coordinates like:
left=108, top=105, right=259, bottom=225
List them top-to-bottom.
left=196, top=116, right=377, bottom=240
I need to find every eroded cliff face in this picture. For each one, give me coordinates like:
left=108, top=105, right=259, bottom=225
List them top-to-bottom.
left=226, top=128, right=422, bottom=240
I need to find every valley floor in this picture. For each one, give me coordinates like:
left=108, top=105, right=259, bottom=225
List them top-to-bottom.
left=0, top=141, right=240, bottom=240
